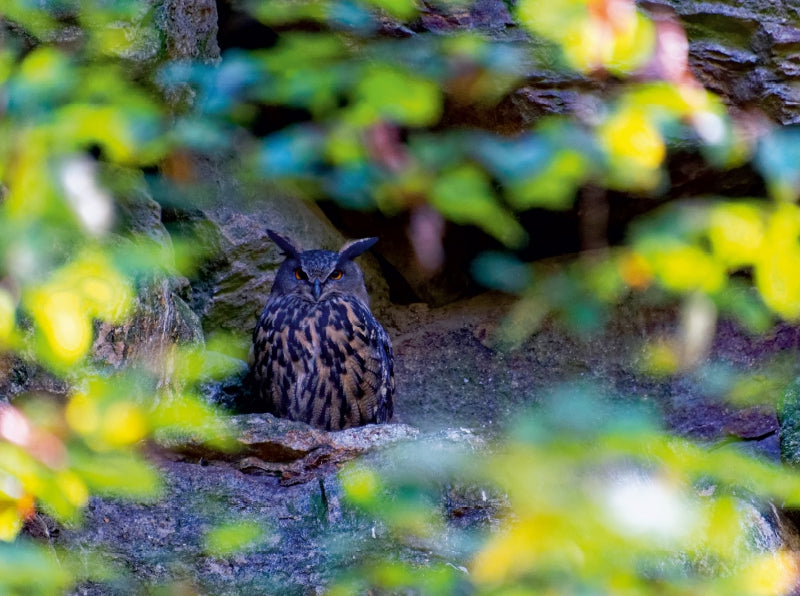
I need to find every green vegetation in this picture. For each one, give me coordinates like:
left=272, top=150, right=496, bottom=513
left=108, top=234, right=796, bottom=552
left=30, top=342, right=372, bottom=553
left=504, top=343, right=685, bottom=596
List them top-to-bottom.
left=1, top=0, right=800, bottom=593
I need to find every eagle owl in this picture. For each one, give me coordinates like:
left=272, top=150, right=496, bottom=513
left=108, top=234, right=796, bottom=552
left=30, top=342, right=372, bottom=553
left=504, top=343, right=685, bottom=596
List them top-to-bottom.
left=251, top=230, right=394, bottom=430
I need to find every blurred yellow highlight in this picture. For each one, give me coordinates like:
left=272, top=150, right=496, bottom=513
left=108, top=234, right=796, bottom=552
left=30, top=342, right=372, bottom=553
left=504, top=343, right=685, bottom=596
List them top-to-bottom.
left=517, top=0, right=655, bottom=74
left=18, top=46, right=68, bottom=87
left=600, top=109, right=665, bottom=188
left=708, top=203, right=765, bottom=267
left=754, top=203, right=800, bottom=319
left=649, top=244, right=724, bottom=294
left=755, top=249, right=800, bottom=320
left=27, top=250, right=132, bottom=367
left=618, top=251, right=652, bottom=289
left=0, top=290, right=15, bottom=343
left=32, top=290, right=92, bottom=365
left=65, top=392, right=100, bottom=436
left=101, top=402, right=148, bottom=447
left=341, top=466, right=380, bottom=505
left=56, top=470, right=89, bottom=508
left=0, top=504, right=23, bottom=542
left=742, top=551, right=800, bottom=596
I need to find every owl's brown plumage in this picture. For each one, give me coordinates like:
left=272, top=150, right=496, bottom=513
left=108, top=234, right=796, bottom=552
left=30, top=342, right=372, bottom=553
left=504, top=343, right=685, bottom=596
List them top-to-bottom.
left=251, top=230, right=394, bottom=430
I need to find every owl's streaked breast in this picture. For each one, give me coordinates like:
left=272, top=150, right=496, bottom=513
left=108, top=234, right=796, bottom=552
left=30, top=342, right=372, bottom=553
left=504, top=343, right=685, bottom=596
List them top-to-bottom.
left=252, top=293, right=394, bottom=430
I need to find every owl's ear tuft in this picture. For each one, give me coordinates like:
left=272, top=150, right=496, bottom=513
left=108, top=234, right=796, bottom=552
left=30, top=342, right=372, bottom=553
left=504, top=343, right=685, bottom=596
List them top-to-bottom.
left=267, top=229, right=302, bottom=258
left=339, top=237, right=378, bottom=262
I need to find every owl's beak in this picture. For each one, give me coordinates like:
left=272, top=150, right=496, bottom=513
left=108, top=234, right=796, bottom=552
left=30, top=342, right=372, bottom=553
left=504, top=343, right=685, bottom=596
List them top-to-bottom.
left=312, top=279, right=322, bottom=300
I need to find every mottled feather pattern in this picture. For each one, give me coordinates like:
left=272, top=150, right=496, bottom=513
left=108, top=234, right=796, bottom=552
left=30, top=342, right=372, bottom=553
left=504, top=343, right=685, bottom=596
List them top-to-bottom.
left=252, top=292, right=394, bottom=431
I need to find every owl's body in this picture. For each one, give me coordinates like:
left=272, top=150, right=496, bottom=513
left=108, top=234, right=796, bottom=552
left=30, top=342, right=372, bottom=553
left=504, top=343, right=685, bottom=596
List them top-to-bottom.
left=251, top=231, right=394, bottom=430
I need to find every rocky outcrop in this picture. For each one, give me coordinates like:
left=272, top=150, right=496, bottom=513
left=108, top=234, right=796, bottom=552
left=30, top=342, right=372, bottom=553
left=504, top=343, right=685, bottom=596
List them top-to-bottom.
left=644, top=0, right=800, bottom=125
left=175, top=195, right=390, bottom=340
left=161, top=413, right=419, bottom=485
left=56, top=419, right=476, bottom=595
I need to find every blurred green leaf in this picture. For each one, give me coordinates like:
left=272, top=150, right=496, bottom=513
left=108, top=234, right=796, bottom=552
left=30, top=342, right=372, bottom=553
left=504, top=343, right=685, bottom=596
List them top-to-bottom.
left=363, top=0, right=417, bottom=20
left=352, top=67, right=442, bottom=127
left=259, top=126, right=325, bottom=176
left=756, top=128, right=800, bottom=202
left=432, top=165, right=526, bottom=247
left=472, top=252, right=533, bottom=294
left=70, top=449, right=162, bottom=500
left=204, top=520, right=267, bottom=557
left=0, top=541, right=73, bottom=593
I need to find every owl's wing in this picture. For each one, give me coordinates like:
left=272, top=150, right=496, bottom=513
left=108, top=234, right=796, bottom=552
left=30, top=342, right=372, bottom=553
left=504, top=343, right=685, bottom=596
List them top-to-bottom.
left=251, top=295, right=295, bottom=415
left=314, top=298, right=392, bottom=428
left=346, top=300, right=394, bottom=426
left=373, top=320, right=394, bottom=424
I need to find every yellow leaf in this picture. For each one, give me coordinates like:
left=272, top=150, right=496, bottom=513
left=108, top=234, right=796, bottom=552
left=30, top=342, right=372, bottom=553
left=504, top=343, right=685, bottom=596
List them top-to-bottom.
left=517, top=0, right=654, bottom=74
left=599, top=108, right=665, bottom=190
left=601, top=109, right=665, bottom=170
left=708, top=203, right=765, bottom=267
left=755, top=203, right=800, bottom=318
left=649, top=244, right=725, bottom=294
left=755, top=248, right=800, bottom=320
left=0, top=289, right=15, bottom=343
left=31, top=289, right=92, bottom=365
left=65, top=391, right=100, bottom=436
left=101, top=402, right=148, bottom=447
left=341, top=465, right=380, bottom=506
left=55, top=470, right=89, bottom=508
left=0, top=505, right=22, bottom=542
left=741, top=551, right=800, bottom=596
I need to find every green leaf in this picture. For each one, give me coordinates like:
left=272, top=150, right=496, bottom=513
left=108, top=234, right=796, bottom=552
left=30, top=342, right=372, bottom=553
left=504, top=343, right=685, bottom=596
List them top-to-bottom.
left=362, top=0, right=417, bottom=20
left=353, top=67, right=442, bottom=127
left=756, top=128, right=800, bottom=202
left=431, top=165, right=527, bottom=247
left=472, top=252, right=533, bottom=293
left=70, top=450, right=162, bottom=500
left=205, top=521, right=268, bottom=556
left=0, top=541, right=72, bottom=593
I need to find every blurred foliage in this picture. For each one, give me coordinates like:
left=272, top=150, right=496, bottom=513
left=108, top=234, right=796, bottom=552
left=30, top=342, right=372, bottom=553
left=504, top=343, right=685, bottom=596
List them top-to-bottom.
left=3, top=0, right=800, bottom=593
left=0, top=1, right=235, bottom=592
left=338, top=389, right=800, bottom=594
left=204, top=519, right=268, bottom=557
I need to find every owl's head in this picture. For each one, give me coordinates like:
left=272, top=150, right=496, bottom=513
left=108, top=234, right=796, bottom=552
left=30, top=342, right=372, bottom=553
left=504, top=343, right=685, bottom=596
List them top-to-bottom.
left=267, top=229, right=377, bottom=305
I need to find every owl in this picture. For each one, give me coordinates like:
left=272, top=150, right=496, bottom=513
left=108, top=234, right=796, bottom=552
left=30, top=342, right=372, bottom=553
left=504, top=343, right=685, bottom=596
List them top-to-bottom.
left=251, top=230, right=394, bottom=431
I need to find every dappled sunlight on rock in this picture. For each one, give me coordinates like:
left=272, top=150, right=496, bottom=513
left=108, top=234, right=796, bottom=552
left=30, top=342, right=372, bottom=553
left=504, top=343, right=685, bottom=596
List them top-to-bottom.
left=59, top=156, right=114, bottom=236
left=602, top=470, right=698, bottom=543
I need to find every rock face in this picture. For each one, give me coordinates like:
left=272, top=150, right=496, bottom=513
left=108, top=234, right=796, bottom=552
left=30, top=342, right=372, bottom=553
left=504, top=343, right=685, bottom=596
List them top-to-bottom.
left=643, top=0, right=800, bottom=125
left=93, top=172, right=205, bottom=390
left=179, top=197, right=390, bottom=340
left=163, top=413, right=419, bottom=485
left=57, top=420, right=462, bottom=595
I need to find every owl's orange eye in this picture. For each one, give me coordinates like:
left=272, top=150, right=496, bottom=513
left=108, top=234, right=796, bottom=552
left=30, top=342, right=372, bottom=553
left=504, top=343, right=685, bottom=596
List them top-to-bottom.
left=294, top=268, right=308, bottom=281
left=329, top=270, right=343, bottom=280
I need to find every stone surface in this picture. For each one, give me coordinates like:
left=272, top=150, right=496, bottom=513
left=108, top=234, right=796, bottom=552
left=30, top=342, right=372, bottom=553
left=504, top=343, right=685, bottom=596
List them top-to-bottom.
left=157, top=0, right=220, bottom=62
left=408, top=0, right=800, bottom=127
left=643, top=0, right=800, bottom=125
left=90, top=171, right=206, bottom=394
left=173, top=176, right=390, bottom=340
left=93, top=274, right=203, bottom=372
left=387, top=292, right=785, bottom=460
left=780, top=377, right=800, bottom=466
left=161, top=412, right=419, bottom=485
left=57, top=421, right=474, bottom=595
